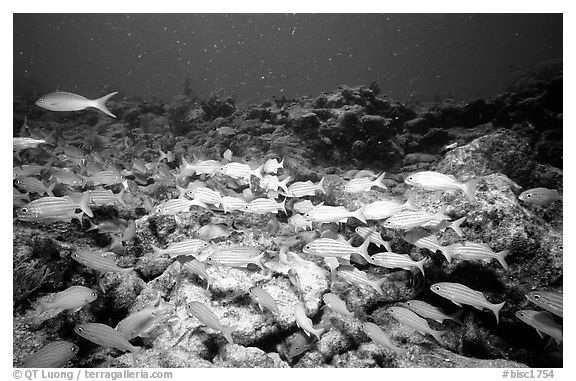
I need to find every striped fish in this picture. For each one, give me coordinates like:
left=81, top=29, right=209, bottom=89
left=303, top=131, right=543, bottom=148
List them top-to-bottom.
left=219, top=162, right=263, bottom=181
left=83, top=169, right=125, bottom=186
left=404, top=171, right=480, bottom=201
left=344, top=172, right=387, bottom=193
left=13, top=176, right=54, bottom=196
left=286, top=177, right=325, bottom=197
left=186, top=187, right=223, bottom=207
left=518, top=187, right=562, bottom=207
left=85, top=188, right=128, bottom=208
left=16, top=194, right=93, bottom=223
left=221, top=196, right=247, bottom=213
left=244, top=197, right=286, bottom=214
left=155, top=198, right=207, bottom=215
left=361, top=198, right=417, bottom=220
left=304, top=204, right=366, bottom=224
left=382, top=209, right=451, bottom=230
left=86, top=219, right=128, bottom=234
left=355, top=226, right=392, bottom=252
left=402, top=229, right=452, bottom=262
left=303, top=238, right=371, bottom=262
left=150, top=239, right=209, bottom=259
left=446, top=242, right=509, bottom=270
left=206, top=245, right=266, bottom=272
left=72, top=249, right=134, bottom=274
left=369, top=252, right=427, bottom=276
left=182, top=259, right=212, bottom=290
left=334, top=265, right=389, bottom=295
left=288, top=268, right=304, bottom=293
left=430, top=282, right=505, bottom=324
left=38, top=285, right=98, bottom=315
left=249, top=286, right=280, bottom=315
left=525, top=290, right=563, bottom=317
left=322, top=293, right=353, bottom=317
left=403, top=300, right=463, bottom=325
left=186, top=301, right=236, bottom=344
left=294, top=302, right=325, bottom=340
left=387, top=306, right=448, bottom=346
left=515, top=310, right=562, bottom=344
left=362, top=322, right=407, bottom=355
left=75, top=323, right=141, bottom=364
left=22, top=341, right=79, bottom=368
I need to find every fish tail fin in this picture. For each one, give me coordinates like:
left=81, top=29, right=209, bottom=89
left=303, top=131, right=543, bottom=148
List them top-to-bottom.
left=93, top=91, right=118, bottom=118
left=158, top=149, right=167, bottom=162
left=278, top=158, right=284, bottom=169
left=252, top=164, right=264, bottom=180
left=374, top=171, right=387, bottom=190
left=280, top=176, right=292, bottom=194
left=317, top=177, right=326, bottom=194
left=462, top=178, right=481, bottom=201
left=46, top=182, right=56, bottom=197
left=78, top=192, right=94, bottom=218
left=405, top=194, right=419, bottom=211
left=278, top=198, right=287, bottom=214
left=353, top=208, right=367, bottom=224
left=449, top=216, right=466, bottom=237
left=86, top=219, right=99, bottom=232
left=359, top=237, right=371, bottom=261
left=383, top=240, right=392, bottom=253
left=150, top=244, right=164, bottom=259
left=439, top=245, right=453, bottom=263
left=496, top=250, right=510, bottom=271
left=254, top=252, right=267, bottom=273
left=416, top=258, right=427, bottom=276
left=372, top=277, right=389, bottom=296
left=492, top=301, right=506, bottom=325
left=450, top=309, right=465, bottom=325
left=223, top=325, right=237, bottom=344
left=431, top=330, right=448, bottom=346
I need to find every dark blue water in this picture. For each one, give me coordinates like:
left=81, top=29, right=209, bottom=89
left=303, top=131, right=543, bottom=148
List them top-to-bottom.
left=13, top=14, right=561, bottom=104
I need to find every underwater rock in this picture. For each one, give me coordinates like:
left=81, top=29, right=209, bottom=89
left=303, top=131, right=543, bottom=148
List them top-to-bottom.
left=213, top=345, right=289, bottom=367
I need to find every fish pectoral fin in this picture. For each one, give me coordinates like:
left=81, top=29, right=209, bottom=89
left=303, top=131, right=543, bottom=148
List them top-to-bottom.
left=452, top=301, right=462, bottom=307
left=70, top=307, right=83, bottom=313
left=536, top=329, right=545, bottom=339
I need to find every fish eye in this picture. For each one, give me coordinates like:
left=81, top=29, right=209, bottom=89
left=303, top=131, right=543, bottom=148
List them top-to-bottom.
left=38, top=98, right=44, bottom=103
left=14, top=179, right=20, bottom=185
left=526, top=193, right=532, bottom=198
left=20, top=208, right=28, bottom=213
left=557, top=245, right=563, bottom=250
left=72, top=253, right=78, bottom=258
left=206, top=256, right=212, bottom=261
left=434, top=286, right=440, bottom=291
left=91, top=291, right=97, bottom=297
left=533, top=294, right=540, bottom=300
left=406, top=301, right=412, bottom=306
left=518, top=312, right=525, bottom=317
left=76, top=327, right=83, bottom=333
left=71, top=345, right=78, bottom=352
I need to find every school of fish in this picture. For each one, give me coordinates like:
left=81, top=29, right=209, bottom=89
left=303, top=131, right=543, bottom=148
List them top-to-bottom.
left=14, top=91, right=563, bottom=367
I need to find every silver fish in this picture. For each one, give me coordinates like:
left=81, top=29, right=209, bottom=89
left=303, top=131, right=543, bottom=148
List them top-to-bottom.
left=36, top=91, right=117, bottom=117
left=263, top=158, right=284, bottom=174
left=404, top=171, right=480, bottom=201
left=344, top=172, right=387, bottom=193
left=13, top=177, right=55, bottom=196
left=286, top=178, right=325, bottom=197
left=186, top=187, right=223, bottom=207
left=518, top=188, right=562, bottom=207
left=16, top=194, right=93, bottom=224
left=221, top=196, right=247, bottom=213
left=244, top=197, right=286, bottom=214
left=361, top=198, right=417, bottom=220
left=304, top=203, right=366, bottom=224
left=382, top=209, right=451, bottom=230
left=355, top=226, right=392, bottom=252
left=303, top=238, right=370, bottom=262
left=150, top=239, right=209, bottom=259
left=446, top=242, right=509, bottom=270
left=205, top=245, right=266, bottom=272
left=71, top=249, right=133, bottom=274
left=369, top=252, right=427, bottom=276
left=182, top=259, right=213, bottom=290
left=334, top=265, right=389, bottom=295
left=430, top=282, right=505, bottom=324
left=38, top=285, right=97, bottom=315
left=249, top=286, right=280, bottom=315
left=525, top=290, right=563, bottom=317
left=322, top=293, right=353, bottom=317
left=115, top=300, right=174, bottom=340
left=404, top=300, right=463, bottom=324
left=186, top=301, right=236, bottom=344
left=294, top=302, right=325, bottom=340
left=387, top=306, right=447, bottom=346
left=515, top=310, right=562, bottom=344
left=362, top=321, right=407, bottom=355
left=75, top=323, right=141, bottom=364
left=22, top=341, right=79, bottom=368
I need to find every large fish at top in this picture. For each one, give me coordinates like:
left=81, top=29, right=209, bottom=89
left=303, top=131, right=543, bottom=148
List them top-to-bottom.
left=35, top=91, right=118, bottom=118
